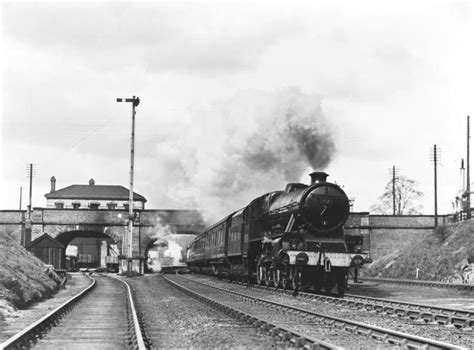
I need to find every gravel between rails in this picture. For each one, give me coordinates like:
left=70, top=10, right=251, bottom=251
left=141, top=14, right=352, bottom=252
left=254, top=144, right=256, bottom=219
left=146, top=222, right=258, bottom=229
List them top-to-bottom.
left=0, top=273, right=91, bottom=343
left=125, top=274, right=286, bottom=349
left=187, top=274, right=473, bottom=349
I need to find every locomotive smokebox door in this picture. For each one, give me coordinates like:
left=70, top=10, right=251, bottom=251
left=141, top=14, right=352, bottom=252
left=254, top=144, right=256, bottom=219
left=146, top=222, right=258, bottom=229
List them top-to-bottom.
left=301, top=184, right=350, bottom=232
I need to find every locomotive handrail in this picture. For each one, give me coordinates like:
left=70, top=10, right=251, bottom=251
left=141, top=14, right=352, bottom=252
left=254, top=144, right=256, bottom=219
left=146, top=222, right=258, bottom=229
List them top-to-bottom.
left=262, top=202, right=299, bottom=217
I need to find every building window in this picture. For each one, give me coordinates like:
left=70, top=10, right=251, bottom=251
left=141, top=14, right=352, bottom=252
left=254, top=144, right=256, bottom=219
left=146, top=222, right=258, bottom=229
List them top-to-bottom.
left=55, top=202, right=64, bottom=209
left=72, top=202, right=81, bottom=209
left=107, top=202, right=117, bottom=210
left=89, top=203, right=100, bottom=210
left=123, top=203, right=129, bottom=211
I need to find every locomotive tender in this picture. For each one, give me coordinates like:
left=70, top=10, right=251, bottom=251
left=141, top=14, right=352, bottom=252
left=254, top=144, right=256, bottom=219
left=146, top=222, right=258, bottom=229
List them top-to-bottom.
left=186, top=172, right=370, bottom=296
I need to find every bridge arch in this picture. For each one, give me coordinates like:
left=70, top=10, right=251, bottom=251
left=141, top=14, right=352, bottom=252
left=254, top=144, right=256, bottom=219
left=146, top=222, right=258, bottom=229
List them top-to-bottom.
left=55, top=228, right=123, bottom=270
left=55, top=229, right=121, bottom=248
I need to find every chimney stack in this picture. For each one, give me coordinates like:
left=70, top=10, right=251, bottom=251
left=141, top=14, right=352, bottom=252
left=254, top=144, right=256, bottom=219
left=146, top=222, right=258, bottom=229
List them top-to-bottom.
left=309, top=171, right=328, bottom=184
left=50, top=176, right=56, bottom=193
left=89, top=178, right=95, bottom=186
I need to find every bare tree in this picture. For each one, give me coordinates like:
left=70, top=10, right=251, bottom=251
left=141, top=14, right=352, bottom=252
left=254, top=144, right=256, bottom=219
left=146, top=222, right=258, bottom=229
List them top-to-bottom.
left=370, top=175, right=423, bottom=215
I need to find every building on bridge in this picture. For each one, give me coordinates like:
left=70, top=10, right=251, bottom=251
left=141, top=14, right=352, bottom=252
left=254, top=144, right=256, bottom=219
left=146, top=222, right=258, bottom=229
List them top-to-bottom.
left=45, top=176, right=146, bottom=210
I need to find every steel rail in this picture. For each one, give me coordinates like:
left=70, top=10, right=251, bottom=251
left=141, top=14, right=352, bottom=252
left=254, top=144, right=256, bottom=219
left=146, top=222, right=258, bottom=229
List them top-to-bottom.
left=0, top=274, right=96, bottom=350
left=1, top=274, right=148, bottom=350
left=162, top=275, right=342, bottom=350
left=177, top=275, right=466, bottom=349
left=113, top=276, right=147, bottom=350
left=216, top=276, right=473, bottom=329
left=360, top=277, right=474, bottom=291
left=246, top=282, right=473, bottom=329
left=343, top=293, right=473, bottom=329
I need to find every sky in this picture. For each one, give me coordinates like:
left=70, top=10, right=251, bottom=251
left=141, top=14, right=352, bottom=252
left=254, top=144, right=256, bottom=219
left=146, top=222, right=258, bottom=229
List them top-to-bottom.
left=1, top=0, right=473, bottom=222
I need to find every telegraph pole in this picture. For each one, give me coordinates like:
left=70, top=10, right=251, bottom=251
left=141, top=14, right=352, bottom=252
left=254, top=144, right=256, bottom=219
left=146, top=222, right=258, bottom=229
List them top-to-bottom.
left=117, top=96, right=140, bottom=276
left=467, top=116, right=471, bottom=219
left=430, top=145, right=440, bottom=227
left=24, top=164, right=36, bottom=246
left=26, top=164, right=36, bottom=219
left=389, top=166, right=399, bottom=215
left=392, top=166, right=396, bottom=215
left=19, top=186, right=22, bottom=210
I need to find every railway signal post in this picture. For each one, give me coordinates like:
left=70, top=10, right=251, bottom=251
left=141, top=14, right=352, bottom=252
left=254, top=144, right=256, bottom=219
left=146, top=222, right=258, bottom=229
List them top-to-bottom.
left=117, top=96, right=142, bottom=276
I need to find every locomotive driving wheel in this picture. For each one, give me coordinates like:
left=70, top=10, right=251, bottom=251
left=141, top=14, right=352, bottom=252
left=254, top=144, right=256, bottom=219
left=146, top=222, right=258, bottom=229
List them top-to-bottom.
left=256, top=264, right=266, bottom=285
left=264, top=266, right=273, bottom=287
left=288, top=266, right=301, bottom=291
left=282, top=267, right=291, bottom=290
left=272, top=268, right=283, bottom=289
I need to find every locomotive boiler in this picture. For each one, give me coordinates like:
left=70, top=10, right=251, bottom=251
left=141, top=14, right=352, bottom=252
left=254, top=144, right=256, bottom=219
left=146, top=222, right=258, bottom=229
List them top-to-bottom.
left=186, top=172, right=370, bottom=296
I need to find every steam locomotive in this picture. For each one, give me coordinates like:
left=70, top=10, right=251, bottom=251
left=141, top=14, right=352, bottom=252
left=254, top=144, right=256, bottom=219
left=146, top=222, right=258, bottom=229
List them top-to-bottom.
left=186, top=172, right=370, bottom=296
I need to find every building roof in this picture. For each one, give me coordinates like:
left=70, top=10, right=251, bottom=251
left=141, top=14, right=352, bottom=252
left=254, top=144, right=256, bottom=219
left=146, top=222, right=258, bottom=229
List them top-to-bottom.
left=45, top=184, right=147, bottom=202
left=26, top=233, right=65, bottom=249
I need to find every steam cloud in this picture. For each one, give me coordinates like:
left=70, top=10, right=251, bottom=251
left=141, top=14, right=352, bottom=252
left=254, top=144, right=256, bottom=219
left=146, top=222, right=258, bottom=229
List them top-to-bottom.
left=153, top=87, right=335, bottom=222
left=147, top=218, right=194, bottom=271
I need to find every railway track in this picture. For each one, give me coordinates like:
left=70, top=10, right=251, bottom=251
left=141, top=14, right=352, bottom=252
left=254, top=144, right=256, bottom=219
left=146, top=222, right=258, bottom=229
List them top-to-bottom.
left=186, top=273, right=473, bottom=330
left=0, top=274, right=146, bottom=350
left=164, top=274, right=465, bottom=349
left=359, top=277, right=474, bottom=291
left=237, top=280, right=473, bottom=329
left=344, top=293, right=472, bottom=329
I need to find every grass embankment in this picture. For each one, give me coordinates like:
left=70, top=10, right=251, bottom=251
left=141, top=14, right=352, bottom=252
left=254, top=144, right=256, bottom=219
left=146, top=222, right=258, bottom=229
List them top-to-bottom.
left=364, top=220, right=474, bottom=282
left=0, top=231, right=60, bottom=320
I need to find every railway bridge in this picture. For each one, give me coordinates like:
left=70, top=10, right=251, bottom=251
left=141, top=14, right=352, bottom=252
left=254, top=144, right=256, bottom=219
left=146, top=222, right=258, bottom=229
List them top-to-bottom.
left=0, top=208, right=205, bottom=272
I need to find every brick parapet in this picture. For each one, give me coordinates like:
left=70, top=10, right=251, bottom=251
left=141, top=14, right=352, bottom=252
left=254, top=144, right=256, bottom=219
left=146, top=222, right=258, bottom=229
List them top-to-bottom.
left=0, top=210, right=26, bottom=223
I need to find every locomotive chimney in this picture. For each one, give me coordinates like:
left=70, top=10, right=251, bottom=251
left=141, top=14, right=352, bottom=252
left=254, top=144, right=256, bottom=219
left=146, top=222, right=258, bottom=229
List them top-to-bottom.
left=309, top=171, right=328, bottom=184
left=50, top=176, right=56, bottom=193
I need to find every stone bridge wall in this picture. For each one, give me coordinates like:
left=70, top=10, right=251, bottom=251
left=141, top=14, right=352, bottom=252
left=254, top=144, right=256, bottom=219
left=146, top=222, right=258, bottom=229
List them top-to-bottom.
left=0, top=208, right=205, bottom=257
left=0, top=211, right=26, bottom=244
left=346, top=213, right=450, bottom=260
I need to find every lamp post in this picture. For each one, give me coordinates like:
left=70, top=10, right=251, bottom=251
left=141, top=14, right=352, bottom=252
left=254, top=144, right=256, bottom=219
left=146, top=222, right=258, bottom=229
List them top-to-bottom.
left=117, top=96, right=140, bottom=275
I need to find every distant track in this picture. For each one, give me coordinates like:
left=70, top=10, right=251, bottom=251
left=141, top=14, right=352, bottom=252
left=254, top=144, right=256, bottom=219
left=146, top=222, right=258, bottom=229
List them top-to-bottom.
left=0, top=274, right=146, bottom=350
left=359, top=277, right=474, bottom=291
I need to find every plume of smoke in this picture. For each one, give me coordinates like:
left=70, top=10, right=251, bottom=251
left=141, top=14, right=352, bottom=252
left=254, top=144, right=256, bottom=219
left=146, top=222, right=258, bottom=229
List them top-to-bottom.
left=154, top=87, right=335, bottom=221
left=147, top=218, right=190, bottom=272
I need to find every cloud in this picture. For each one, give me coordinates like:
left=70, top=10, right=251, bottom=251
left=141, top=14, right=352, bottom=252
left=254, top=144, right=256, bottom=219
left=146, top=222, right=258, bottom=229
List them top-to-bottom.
left=2, top=2, right=303, bottom=74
